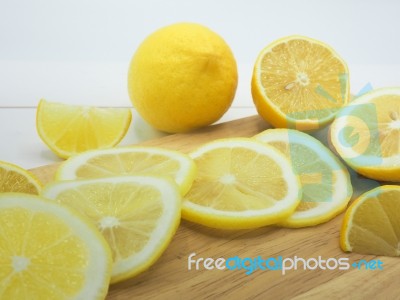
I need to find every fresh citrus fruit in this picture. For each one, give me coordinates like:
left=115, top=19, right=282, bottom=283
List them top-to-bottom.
left=128, top=22, right=238, bottom=133
left=251, top=35, right=350, bottom=131
left=330, top=87, right=400, bottom=182
left=36, top=99, right=132, bottom=159
left=255, top=129, right=352, bottom=227
left=182, top=138, right=301, bottom=229
left=55, top=146, right=196, bottom=196
left=0, top=160, right=41, bottom=194
left=42, top=176, right=181, bottom=283
left=340, top=185, right=400, bottom=256
left=0, top=193, right=111, bottom=299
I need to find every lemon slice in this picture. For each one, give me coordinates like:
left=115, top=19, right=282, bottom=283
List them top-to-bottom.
left=251, top=35, right=350, bottom=131
left=330, top=87, right=400, bottom=182
left=36, top=99, right=132, bottom=159
left=255, top=129, right=352, bottom=227
left=182, top=138, right=301, bottom=229
left=55, top=147, right=196, bottom=196
left=0, top=160, right=41, bottom=194
left=42, top=176, right=181, bottom=283
left=340, top=185, right=400, bottom=256
left=0, top=193, right=111, bottom=299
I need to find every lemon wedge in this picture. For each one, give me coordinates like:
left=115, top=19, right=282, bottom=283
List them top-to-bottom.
left=36, top=99, right=132, bottom=159
left=340, top=185, right=400, bottom=256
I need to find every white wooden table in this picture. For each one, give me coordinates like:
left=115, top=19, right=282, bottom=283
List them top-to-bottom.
left=1, top=61, right=399, bottom=169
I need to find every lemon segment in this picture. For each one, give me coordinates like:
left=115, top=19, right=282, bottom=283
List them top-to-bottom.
left=128, top=22, right=238, bottom=133
left=252, top=35, right=350, bottom=131
left=330, top=87, right=400, bottom=182
left=36, top=99, right=132, bottom=159
left=255, top=129, right=352, bottom=227
left=182, top=138, right=301, bottom=229
left=55, top=147, right=196, bottom=196
left=0, top=160, right=41, bottom=194
left=42, top=176, right=181, bottom=283
left=340, top=185, right=400, bottom=256
left=0, top=193, right=112, bottom=299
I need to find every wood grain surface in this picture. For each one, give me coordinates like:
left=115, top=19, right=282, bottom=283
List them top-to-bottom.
left=29, top=115, right=398, bottom=300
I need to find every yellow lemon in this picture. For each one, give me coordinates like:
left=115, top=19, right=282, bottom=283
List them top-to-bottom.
left=128, top=23, right=238, bottom=133
left=251, top=35, right=350, bottom=131
left=330, top=87, right=400, bottom=182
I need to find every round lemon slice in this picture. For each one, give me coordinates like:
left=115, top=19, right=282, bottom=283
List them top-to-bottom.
left=252, top=35, right=350, bottom=131
left=330, top=87, right=400, bottom=182
left=36, top=99, right=132, bottom=159
left=255, top=129, right=352, bottom=227
left=182, top=138, right=301, bottom=229
left=55, top=146, right=196, bottom=196
left=0, top=160, right=42, bottom=194
left=42, top=176, right=181, bottom=283
left=340, top=185, right=400, bottom=256
left=0, top=193, right=111, bottom=299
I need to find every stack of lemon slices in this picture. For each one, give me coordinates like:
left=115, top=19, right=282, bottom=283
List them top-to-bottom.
left=0, top=147, right=197, bottom=298
left=47, top=147, right=196, bottom=284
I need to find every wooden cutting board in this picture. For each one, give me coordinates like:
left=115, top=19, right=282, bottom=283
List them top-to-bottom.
left=30, top=115, right=399, bottom=300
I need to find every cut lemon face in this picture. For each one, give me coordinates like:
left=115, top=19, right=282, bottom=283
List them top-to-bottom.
left=251, top=35, right=350, bottom=131
left=330, top=87, right=400, bottom=182
left=36, top=99, right=132, bottom=159
left=255, top=129, right=352, bottom=227
left=182, top=138, right=301, bottom=229
left=55, top=147, right=196, bottom=196
left=0, top=160, right=41, bottom=194
left=42, top=176, right=181, bottom=283
left=340, top=185, right=400, bottom=256
left=0, top=193, right=111, bottom=299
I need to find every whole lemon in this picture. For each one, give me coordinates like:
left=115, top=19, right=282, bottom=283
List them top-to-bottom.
left=128, top=23, right=238, bottom=133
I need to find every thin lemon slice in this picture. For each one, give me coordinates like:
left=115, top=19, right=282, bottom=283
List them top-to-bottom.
left=252, top=35, right=350, bottom=131
left=330, top=87, right=400, bottom=182
left=36, top=99, right=132, bottom=159
left=255, top=129, right=352, bottom=227
left=182, top=138, right=301, bottom=229
left=55, top=147, right=196, bottom=196
left=0, top=160, right=41, bottom=194
left=42, top=176, right=181, bottom=283
left=340, top=185, right=400, bottom=256
left=0, top=193, right=111, bottom=299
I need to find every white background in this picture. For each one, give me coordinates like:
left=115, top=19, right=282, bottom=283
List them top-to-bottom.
left=1, top=0, right=400, bottom=168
